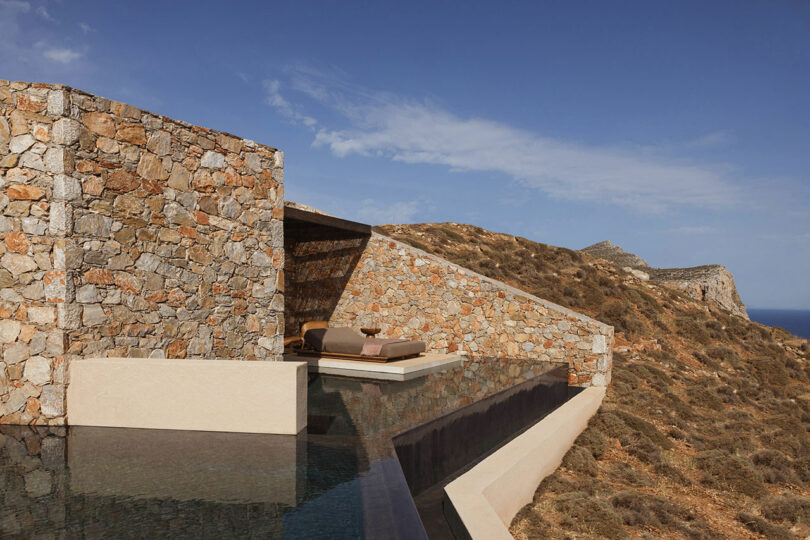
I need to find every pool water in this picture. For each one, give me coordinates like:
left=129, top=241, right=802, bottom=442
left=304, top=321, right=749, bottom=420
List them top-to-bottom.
left=0, top=357, right=574, bottom=539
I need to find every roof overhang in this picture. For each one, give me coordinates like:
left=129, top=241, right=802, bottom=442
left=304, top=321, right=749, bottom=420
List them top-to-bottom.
left=284, top=205, right=371, bottom=237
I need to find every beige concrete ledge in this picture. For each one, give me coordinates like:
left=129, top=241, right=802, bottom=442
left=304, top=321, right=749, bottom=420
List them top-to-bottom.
left=285, top=352, right=465, bottom=381
left=67, top=358, right=307, bottom=434
left=444, top=386, right=606, bottom=539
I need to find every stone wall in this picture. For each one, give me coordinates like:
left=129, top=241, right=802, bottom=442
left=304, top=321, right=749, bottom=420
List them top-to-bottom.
left=0, top=80, right=285, bottom=426
left=284, top=226, right=367, bottom=337
left=290, top=232, right=613, bottom=386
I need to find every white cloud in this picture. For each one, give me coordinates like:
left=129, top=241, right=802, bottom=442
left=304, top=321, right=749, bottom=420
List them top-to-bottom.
left=0, top=1, right=30, bottom=11
left=36, top=5, right=54, bottom=21
left=79, top=22, right=93, bottom=34
left=43, top=48, right=82, bottom=63
left=272, top=69, right=743, bottom=214
left=263, top=79, right=317, bottom=128
left=314, top=102, right=739, bottom=213
left=355, top=198, right=421, bottom=225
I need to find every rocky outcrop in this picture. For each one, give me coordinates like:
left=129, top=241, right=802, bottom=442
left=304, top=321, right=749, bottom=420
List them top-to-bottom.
left=580, top=240, right=649, bottom=270
left=581, top=241, right=749, bottom=320
left=648, top=265, right=748, bottom=320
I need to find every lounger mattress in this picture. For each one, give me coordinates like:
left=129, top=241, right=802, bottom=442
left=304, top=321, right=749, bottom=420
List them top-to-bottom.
left=304, top=328, right=426, bottom=357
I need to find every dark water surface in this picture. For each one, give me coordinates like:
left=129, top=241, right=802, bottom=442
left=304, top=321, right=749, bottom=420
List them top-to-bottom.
left=748, top=309, right=810, bottom=339
left=0, top=357, right=573, bottom=539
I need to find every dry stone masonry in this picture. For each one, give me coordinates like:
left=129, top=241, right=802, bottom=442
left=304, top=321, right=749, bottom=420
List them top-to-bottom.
left=0, top=80, right=285, bottom=426
left=288, top=232, right=613, bottom=387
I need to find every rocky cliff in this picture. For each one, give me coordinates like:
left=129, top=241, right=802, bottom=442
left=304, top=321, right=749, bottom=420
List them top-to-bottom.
left=581, top=241, right=749, bottom=320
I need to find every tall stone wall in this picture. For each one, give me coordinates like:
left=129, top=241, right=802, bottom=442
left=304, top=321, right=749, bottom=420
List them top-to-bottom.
left=0, top=80, right=285, bottom=426
left=329, top=234, right=613, bottom=387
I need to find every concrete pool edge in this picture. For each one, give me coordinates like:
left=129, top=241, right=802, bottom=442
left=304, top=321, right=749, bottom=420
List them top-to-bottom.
left=444, top=386, right=606, bottom=539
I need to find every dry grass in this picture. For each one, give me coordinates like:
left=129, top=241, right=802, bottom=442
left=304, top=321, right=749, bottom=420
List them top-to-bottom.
left=377, top=223, right=810, bottom=539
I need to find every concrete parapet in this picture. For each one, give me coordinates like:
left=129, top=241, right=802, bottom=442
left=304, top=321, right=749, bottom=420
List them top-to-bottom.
left=66, top=357, right=306, bottom=434
left=445, top=386, right=606, bottom=538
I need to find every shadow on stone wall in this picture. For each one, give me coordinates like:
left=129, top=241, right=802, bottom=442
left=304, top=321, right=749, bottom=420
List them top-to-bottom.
left=284, top=222, right=369, bottom=337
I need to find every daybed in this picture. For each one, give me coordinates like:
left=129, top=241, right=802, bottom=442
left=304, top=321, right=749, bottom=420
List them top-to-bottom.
left=292, top=321, right=426, bottom=363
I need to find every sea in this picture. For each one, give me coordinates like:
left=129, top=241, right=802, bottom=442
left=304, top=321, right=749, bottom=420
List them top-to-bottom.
left=748, top=309, right=810, bottom=340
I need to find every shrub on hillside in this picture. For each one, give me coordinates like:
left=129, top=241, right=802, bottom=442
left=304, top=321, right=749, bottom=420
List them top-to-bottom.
left=599, top=301, right=645, bottom=337
left=675, top=317, right=710, bottom=344
left=686, top=383, right=724, bottom=410
left=614, top=410, right=673, bottom=450
left=574, top=426, right=608, bottom=460
left=619, top=432, right=663, bottom=465
left=562, top=445, right=599, bottom=476
left=694, top=449, right=765, bottom=497
left=752, top=450, right=796, bottom=485
left=606, top=462, right=653, bottom=487
left=609, top=490, right=691, bottom=529
left=553, top=492, right=626, bottom=539
left=760, top=494, right=810, bottom=523
left=736, top=512, right=792, bottom=540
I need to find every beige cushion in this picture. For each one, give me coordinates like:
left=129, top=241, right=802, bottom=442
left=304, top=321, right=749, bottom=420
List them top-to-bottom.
left=304, top=327, right=365, bottom=354
left=304, top=328, right=426, bottom=358
left=378, top=340, right=426, bottom=357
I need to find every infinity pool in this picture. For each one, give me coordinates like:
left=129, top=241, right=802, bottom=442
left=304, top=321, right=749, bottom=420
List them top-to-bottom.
left=0, top=356, right=574, bottom=538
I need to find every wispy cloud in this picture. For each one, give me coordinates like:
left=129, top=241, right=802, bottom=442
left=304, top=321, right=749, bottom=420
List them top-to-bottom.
left=0, top=0, right=30, bottom=11
left=1, top=1, right=90, bottom=73
left=36, top=5, right=54, bottom=22
left=79, top=22, right=93, bottom=34
left=43, top=47, right=82, bottom=63
left=266, top=69, right=744, bottom=214
left=263, top=79, right=317, bottom=128
left=688, top=130, right=734, bottom=148
left=356, top=198, right=422, bottom=225
left=664, top=225, right=720, bottom=235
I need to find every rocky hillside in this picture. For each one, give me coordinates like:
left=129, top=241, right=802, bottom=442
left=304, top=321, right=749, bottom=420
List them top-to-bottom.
left=376, top=223, right=810, bottom=540
left=582, top=240, right=749, bottom=319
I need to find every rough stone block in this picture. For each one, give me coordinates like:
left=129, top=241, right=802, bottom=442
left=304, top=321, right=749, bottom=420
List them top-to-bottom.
left=52, top=118, right=80, bottom=145
left=53, top=175, right=82, bottom=201
left=49, top=202, right=73, bottom=236
left=23, top=356, right=51, bottom=386
left=40, top=385, right=64, bottom=417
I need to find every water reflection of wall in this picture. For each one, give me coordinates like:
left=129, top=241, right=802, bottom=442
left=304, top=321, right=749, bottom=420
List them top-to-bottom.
left=308, top=357, right=569, bottom=462
left=0, top=426, right=360, bottom=538
left=0, top=426, right=67, bottom=537
left=67, top=427, right=304, bottom=504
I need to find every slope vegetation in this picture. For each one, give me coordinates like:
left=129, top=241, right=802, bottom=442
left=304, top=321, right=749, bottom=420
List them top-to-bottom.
left=376, top=223, right=810, bottom=539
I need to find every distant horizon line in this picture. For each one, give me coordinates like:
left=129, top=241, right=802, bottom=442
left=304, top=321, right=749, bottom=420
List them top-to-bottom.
left=747, top=307, right=810, bottom=312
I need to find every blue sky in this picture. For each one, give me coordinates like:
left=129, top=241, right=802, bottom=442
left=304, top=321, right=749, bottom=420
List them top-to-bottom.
left=1, top=1, right=809, bottom=309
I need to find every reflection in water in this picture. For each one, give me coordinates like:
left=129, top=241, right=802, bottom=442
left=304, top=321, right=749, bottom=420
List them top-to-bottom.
left=0, top=357, right=571, bottom=539
left=0, top=426, right=364, bottom=539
